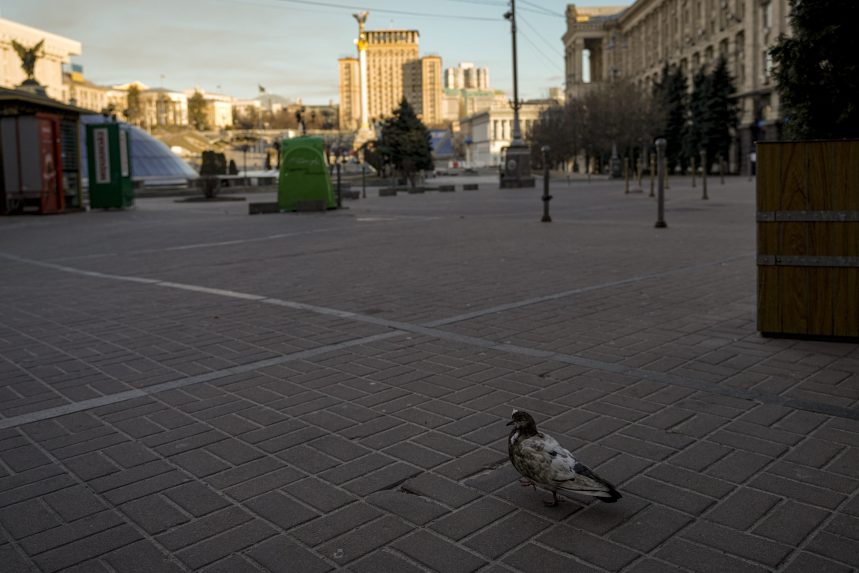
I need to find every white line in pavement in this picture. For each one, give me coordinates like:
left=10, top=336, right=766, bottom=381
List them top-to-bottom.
left=3, top=251, right=857, bottom=424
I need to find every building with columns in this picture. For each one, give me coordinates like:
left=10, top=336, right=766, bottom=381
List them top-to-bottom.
left=563, top=1, right=792, bottom=172
left=339, top=28, right=443, bottom=130
left=444, top=62, right=490, bottom=90
left=458, top=102, right=550, bottom=167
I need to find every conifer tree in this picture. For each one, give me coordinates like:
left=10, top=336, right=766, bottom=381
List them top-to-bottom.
left=770, top=0, right=859, bottom=139
left=653, top=65, right=689, bottom=172
left=379, top=98, right=434, bottom=188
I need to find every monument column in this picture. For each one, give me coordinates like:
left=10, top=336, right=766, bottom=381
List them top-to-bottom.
left=353, top=11, right=374, bottom=148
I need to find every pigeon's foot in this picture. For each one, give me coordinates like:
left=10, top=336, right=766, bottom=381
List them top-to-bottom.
left=518, top=479, right=536, bottom=490
left=543, top=491, right=561, bottom=507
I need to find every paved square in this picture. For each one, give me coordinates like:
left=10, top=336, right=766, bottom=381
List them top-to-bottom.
left=1, top=175, right=857, bottom=572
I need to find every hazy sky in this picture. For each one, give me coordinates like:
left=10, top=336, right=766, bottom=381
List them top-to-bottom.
left=3, top=0, right=629, bottom=104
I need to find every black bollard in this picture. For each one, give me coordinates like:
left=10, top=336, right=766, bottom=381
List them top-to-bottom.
left=655, top=139, right=667, bottom=228
left=541, top=146, right=552, bottom=223
left=336, top=161, right=342, bottom=208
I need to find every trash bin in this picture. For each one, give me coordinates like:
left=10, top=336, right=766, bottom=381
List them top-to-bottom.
left=86, top=123, right=133, bottom=209
left=278, top=137, right=336, bottom=212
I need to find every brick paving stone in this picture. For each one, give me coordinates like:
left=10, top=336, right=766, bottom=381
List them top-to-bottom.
left=383, top=441, right=451, bottom=469
left=102, top=442, right=160, bottom=468
left=0, top=445, right=52, bottom=473
left=172, top=449, right=231, bottom=478
left=708, top=450, right=772, bottom=483
left=319, top=453, right=391, bottom=485
left=206, top=457, right=284, bottom=489
left=342, top=462, right=421, bottom=496
left=645, top=463, right=735, bottom=498
left=223, top=466, right=304, bottom=501
left=102, top=469, right=189, bottom=505
left=401, top=472, right=481, bottom=508
left=750, top=473, right=846, bottom=509
left=623, top=475, right=716, bottom=515
left=282, top=477, right=356, bottom=512
left=163, top=482, right=230, bottom=517
left=43, top=485, right=107, bottom=522
left=705, top=486, right=781, bottom=530
left=367, top=490, right=449, bottom=525
left=245, top=491, right=318, bottom=530
left=119, top=494, right=189, bottom=534
left=568, top=494, right=649, bottom=536
left=430, top=496, right=516, bottom=540
left=0, top=498, right=60, bottom=539
left=291, top=503, right=381, bottom=547
left=608, top=505, right=693, bottom=552
left=157, top=506, right=253, bottom=551
left=19, top=510, right=124, bottom=555
left=463, top=510, right=551, bottom=560
left=318, top=515, right=411, bottom=564
left=175, top=519, right=276, bottom=570
left=680, top=520, right=793, bottom=567
left=538, top=523, right=640, bottom=571
left=33, top=524, right=142, bottom=573
left=393, top=529, right=487, bottom=573
left=806, top=530, right=859, bottom=568
left=247, top=534, right=332, bottom=573
left=655, top=538, right=769, bottom=573
left=103, top=540, right=184, bottom=573
left=0, top=543, right=39, bottom=573
left=503, top=543, right=601, bottom=573
left=350, top=549, right=425, bottom=573
left=782, top=551, right=854, bottom=573
left=200, top=554, right=264, bottom=573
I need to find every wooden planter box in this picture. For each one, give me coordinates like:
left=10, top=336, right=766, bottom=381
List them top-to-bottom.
left=757, top=140, right=859, bottom=339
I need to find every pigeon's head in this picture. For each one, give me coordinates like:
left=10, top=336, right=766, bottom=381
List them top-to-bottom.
left=507, top=409, right=537, bottom=430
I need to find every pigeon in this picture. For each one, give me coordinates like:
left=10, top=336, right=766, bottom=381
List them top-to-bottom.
left=507, top=409, right=622, bottom=506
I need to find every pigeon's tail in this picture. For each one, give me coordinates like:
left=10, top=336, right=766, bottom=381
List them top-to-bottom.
left=560, top=462, right=622, bottom=503
left=595, top=487, right=622, bottom=503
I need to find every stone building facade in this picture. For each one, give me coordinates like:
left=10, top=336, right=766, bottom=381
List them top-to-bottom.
left=563, top=0, right=791, bottom=172
left=339, top=29, right=442, bottom=130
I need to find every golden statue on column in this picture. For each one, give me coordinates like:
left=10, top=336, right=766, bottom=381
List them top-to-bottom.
left=353, top=11, right=374, bottom=149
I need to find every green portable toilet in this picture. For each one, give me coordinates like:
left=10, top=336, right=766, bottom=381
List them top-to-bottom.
left=86, top=123, right=133, bottom=209
left=278, top=136, right=336, bottom=212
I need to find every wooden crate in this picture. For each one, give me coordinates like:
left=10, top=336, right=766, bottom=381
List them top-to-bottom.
left=757, top=140, right=859, bottom=338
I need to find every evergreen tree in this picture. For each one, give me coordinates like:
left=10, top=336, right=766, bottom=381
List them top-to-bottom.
left=770, top=0, right=859, bottom=139
left=702, top=57, right=738, bottom=168
left=653, top=65, right=689, bottom=172
left=685, top=67, right=708, bottom=165
left=124, top=84, right=142, bottom=126
left=188, top=91, right=209, bottom=131
left=379, top=98, right=434, bottom=188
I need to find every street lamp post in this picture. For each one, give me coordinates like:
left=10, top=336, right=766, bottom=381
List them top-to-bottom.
left=499, top=0, right=535, bottom=188
left=541, top=146, right=552, bottom=222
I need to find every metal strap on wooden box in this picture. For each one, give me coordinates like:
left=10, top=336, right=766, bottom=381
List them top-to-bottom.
left=757, top=211, right=859, bottom=222
left=758, top=255, right=859, bottom=268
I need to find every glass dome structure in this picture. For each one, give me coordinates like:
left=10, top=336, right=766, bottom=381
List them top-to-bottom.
left=79, top=115, right=198, bottom=187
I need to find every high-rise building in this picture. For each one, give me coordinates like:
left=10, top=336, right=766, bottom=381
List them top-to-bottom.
left=563, top=1, right=792, bottom=173
left=339, top=28, right=443, bottom=130
left=444, top=62, right=490, bottom=90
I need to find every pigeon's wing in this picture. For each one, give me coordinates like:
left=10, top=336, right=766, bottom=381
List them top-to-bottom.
left=520, top=434, right=618, bottom=497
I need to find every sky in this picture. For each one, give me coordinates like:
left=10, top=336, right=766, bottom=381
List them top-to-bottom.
left=3, top=0, right=629, bottom=104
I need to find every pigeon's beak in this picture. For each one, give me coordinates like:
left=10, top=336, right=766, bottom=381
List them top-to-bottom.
left=506, top=420, right=514, bottom=426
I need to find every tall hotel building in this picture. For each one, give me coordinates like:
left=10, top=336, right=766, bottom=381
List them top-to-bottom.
left=563, top=1, right=791, bottom=172
left=339, top=30, right=442, bottom=130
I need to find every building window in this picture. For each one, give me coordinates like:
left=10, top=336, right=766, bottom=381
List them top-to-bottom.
left=762, top=0, right=773, bottom=30
left=762, top=49, right=773, bottom=83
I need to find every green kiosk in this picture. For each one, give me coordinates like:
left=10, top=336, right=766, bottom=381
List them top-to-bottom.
left=86, top=123, right=133, bottom=209
left=278, top=137, right=336, bottom=212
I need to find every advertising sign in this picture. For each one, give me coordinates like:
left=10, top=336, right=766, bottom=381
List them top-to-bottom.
left=93, top=128, right=111, bottom=184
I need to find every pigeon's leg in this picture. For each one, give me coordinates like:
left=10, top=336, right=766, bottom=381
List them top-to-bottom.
left=518, top=478, right=536, bottom=490
left=543, top=491, right=560, bottom=507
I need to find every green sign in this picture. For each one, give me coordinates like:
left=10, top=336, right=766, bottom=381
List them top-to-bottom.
left=278, top=137, right=336, bottom=211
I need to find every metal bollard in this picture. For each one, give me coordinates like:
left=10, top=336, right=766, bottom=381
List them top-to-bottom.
left=655, top=139, right=667, bottom=228
left=541, top=146, right=552, bottom=222
left=700, top=149, right=708, bottom=200
left=649, top=155, right=655, bottom=197
left=691, top=156, right=697, bottom=188
left=624, top=157, right=629, bottom=194
left=336, top=161, right=342, bottom=208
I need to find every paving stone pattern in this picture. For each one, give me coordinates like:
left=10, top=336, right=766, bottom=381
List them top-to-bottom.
left=0, top=177, right=857, bottom=572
